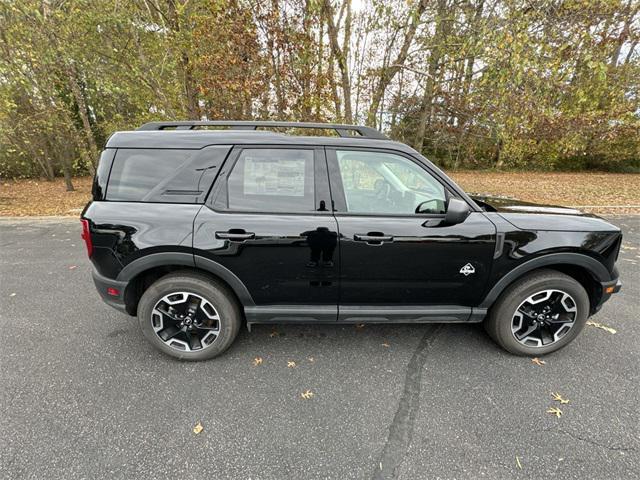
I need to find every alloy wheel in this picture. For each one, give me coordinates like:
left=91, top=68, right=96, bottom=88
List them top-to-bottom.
left=511, top=289, right=578, bottom=347
left=151, top=292, right=221, bottom=352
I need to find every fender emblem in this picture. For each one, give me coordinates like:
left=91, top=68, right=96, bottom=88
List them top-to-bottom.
left=460, top=263, right=475, bottom=276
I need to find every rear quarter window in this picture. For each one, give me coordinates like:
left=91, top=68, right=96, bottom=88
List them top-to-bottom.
left=92, top=149, right=116, bottom=200
left=106, top=149, right=194, bottom=201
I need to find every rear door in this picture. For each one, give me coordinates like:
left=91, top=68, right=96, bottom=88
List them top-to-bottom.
left=193, top=146, right=339, bottom=323
left=327, top=147, right=496, bottom=322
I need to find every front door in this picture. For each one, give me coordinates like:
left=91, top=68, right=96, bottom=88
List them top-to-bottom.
left=193, top=146, right=339, bottom=323
left=326, top=147, right=496, bottom=322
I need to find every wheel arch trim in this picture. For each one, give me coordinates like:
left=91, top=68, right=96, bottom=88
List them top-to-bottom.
left=116, top=252, right=255, bottom=307
left=480, top=252, right=611, bottom=309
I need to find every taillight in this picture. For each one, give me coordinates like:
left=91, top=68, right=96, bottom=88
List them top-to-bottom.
left=80, top=219, right=93, bottom=257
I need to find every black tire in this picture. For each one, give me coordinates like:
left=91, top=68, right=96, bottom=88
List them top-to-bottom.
left=484, top=269, right=590, bottom=356
left=137, top=271, right=242, bottom=361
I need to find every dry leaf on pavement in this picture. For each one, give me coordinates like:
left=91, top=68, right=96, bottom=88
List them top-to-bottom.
left=586, top=321, right=617, bottom=334
left=269, top=330, right=280, bottom=337
left=381, top=342, right=390, bottom=348
left=253, top=357, right=263, bottom=366
left=531, top=357, right=546, bottom=366
left=287, top=361, right=296, bottom=368
left=301, top=390, right=314, bottom=399
left=551, top=392, right=569, bottom=404
left=547, top=407, right=563, bottom=418
left=193, top=422, right=203, bottom=434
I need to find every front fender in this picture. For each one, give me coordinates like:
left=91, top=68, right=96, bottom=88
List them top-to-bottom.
left=479, top=252, right=613, bottom=309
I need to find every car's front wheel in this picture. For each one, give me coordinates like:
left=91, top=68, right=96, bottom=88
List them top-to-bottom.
left=484, top=269, right=590, bottom=356
left=137, top=272, right=241, bottom=360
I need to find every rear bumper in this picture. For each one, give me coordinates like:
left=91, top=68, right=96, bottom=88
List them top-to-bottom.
left=92, top=268, right=129, bottom=314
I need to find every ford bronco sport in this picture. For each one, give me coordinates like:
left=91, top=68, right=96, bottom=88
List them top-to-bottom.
left=81, top=121, right=622, bottom=360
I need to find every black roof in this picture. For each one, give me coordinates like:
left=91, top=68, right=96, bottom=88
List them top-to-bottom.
left=137, top=120, right=388, bottom=139
left=106, top=130, right=416, bottom=154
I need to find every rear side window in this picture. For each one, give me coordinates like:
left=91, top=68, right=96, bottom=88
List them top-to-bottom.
left=223, top=148, right=315, bottom=212
left=92, top=149, right=115, bottom=200
left=106, top=149, right=193, bottom=201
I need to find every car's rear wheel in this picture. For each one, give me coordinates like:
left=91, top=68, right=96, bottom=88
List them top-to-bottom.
left=484, top=269, right=590, bottom=356
left=137, top=272, right=241, bottom=360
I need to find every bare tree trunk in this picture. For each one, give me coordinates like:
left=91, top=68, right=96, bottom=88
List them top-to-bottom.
left=166, top=0, right=200, bottom=119
left=301, top=0, right=313, bottom=120
left=323, top=0, right=353, bottom=123
left=366, top=0, right=429, bottom=127
left=414, top=0, right=449, bottom=152
left=463, top=0, right=484, bottom=96
left=610, top=1, right=637, bottom=67
left=263, top=3, right=287, bottom=120
left=315, top=20, right=324, bottom=120
left=624, top=40, right=637, bottom=64
left=179, top=51, right=200, bottom=118
left=328, top=57, right=342, bottom=120
left=65, top=67, right=97, bottom=175
left=389, top=70, right=404, bottom=130
left=53, top=136, right=75, bottom=191
left=493, top=136, right=503, bottom=168
left=31, top=146, right=54, bottom=180
left=43, top=156, right=55, bottom=180
left=61, top=157, right=75, bottom=192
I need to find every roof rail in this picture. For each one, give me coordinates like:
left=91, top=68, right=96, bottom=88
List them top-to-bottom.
left=137, top=120, right=388, bottom=140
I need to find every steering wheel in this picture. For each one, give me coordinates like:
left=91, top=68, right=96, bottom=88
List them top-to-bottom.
left=373, top=179, right=391, bottom=200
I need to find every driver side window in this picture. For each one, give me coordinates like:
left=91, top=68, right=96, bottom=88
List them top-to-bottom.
left=335, top=150, right=447, bottom=215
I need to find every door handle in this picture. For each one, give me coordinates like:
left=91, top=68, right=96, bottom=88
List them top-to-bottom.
left=215, top=230, right=255, bottom=241
left=354, top=233, right=393, bottom=243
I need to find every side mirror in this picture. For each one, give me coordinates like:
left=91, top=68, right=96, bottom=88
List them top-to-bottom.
left=443, top=198, right=470, bottom=226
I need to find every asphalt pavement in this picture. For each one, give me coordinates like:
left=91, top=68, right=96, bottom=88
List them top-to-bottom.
left=0, top=216, right=638, bottom=480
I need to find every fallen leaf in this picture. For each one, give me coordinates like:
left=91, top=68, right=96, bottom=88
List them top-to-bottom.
left=68, top=265, right=77, bottom=270
left=586, top=321, right=617, bottom=334
left=356, top=323, right=365, bottom=329
left=269, top=330, right=280, bottom=338
left=381, top=342, right=390, bottom=348
left=253, top=357, right=263, bottom=366
left=307, top=357, right=315, bottom=363
left=531, top=357, right=546, bottom=366
left=287, top=360, right=296, bottom=368
left=301, top=389, right=314, bottom=399
left=551, top=392, right=569, bottom=404
left=547, top=407, right=563, bottom=418
left=193, top=422, right=203, bottom=434
left=516, top=456, right=522, bottom=470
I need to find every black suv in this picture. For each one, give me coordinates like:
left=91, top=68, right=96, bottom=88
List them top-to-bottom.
left=82, top=121, right=622, bottom=360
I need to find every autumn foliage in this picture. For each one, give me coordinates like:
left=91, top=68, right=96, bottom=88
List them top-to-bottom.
left=0, top=0, right=638, bottom=188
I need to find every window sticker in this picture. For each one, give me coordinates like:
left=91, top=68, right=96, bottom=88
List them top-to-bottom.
left=243, top=157, right=306, bottom=196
